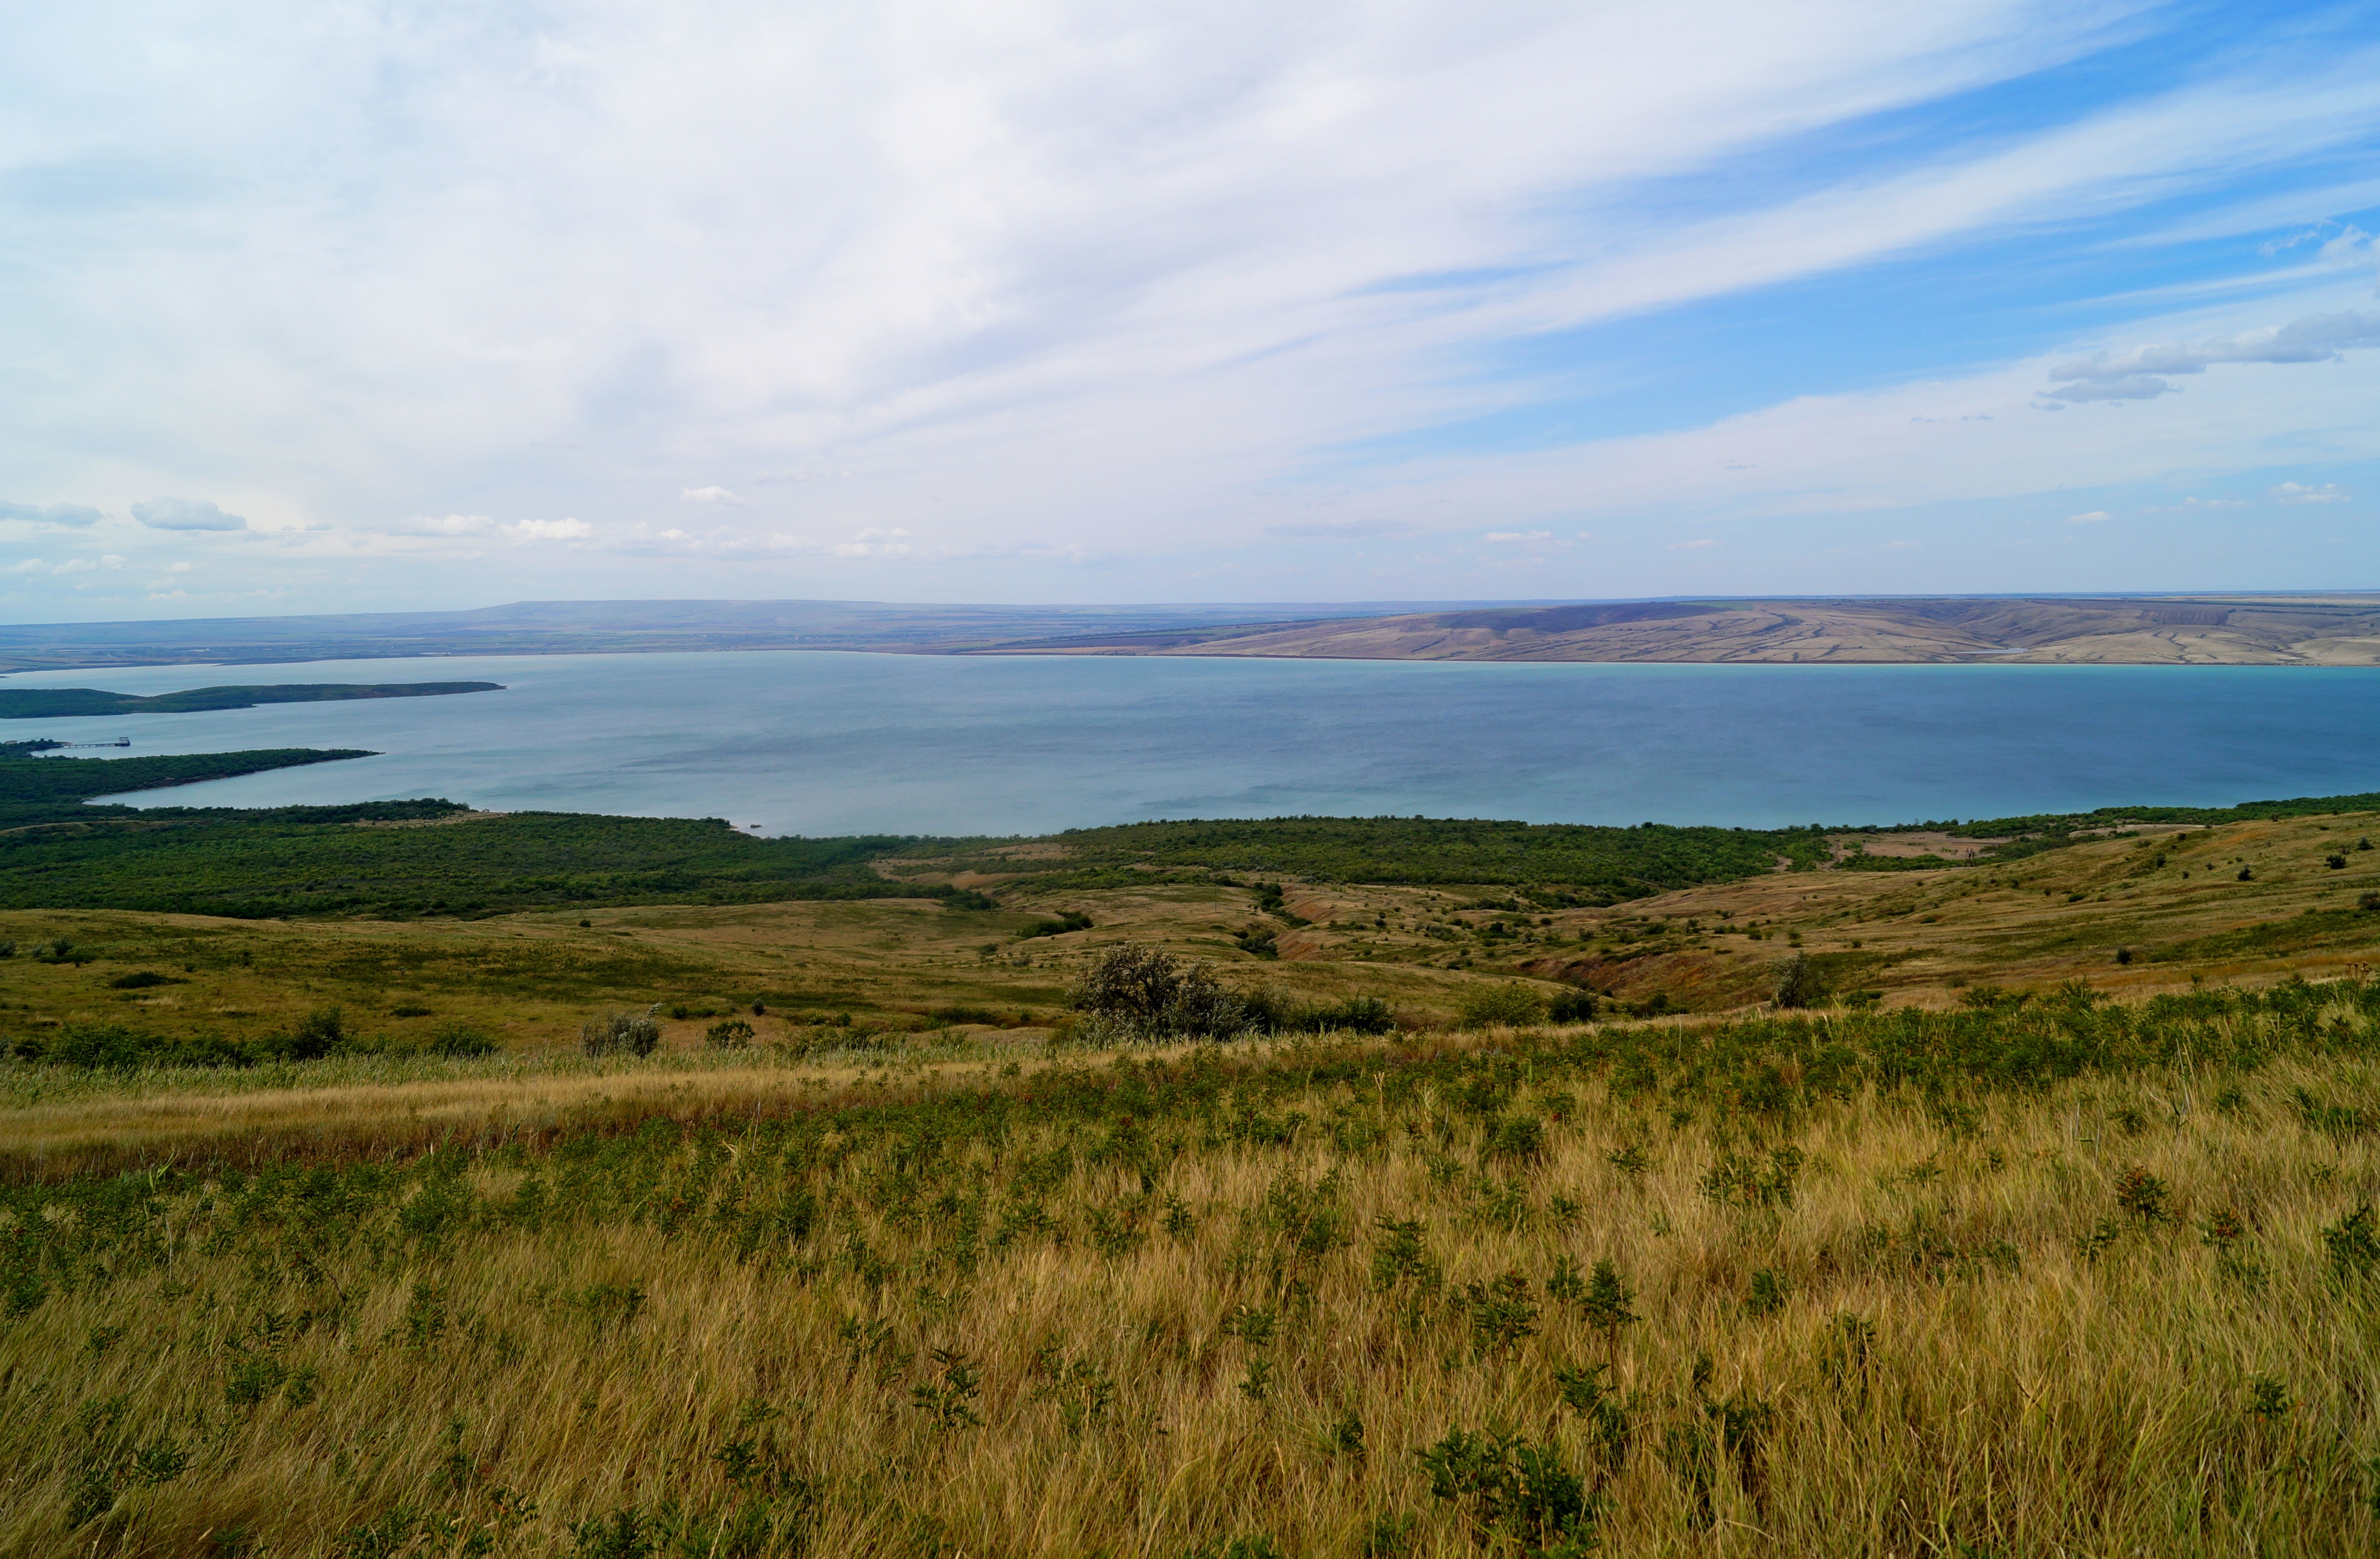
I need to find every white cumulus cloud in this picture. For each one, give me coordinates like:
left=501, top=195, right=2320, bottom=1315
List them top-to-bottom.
left=2272, top=482, right=2351, bottom=504
left=680, top=487, right=742, bottom=504
left=131, top=496, right=247, bottom=531
left=504, top=517, right=593, bottom=541
left=831, top=527, right=913, bottom=559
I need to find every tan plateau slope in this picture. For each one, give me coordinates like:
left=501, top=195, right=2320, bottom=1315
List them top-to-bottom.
left=1079, top=594, right=2380, bottom=664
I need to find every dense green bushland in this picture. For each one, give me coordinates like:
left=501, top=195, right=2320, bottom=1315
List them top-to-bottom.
left=0, top=682, right=501, bottom=720
left=19, top=745, right=2380, bottom=924
left=0, top=750, right=994, bottom=917
left=1970, top=789, right=2380, bottom=835
left=1895, top=790, right=2380, bottom=852
left=0, top=810, right=974, bottom=918
left=911, top=816, right=1837, bottom=898
left=6, top=980, right=2380, bottom=1554
left=10, top=1007, right=498, bottom=1070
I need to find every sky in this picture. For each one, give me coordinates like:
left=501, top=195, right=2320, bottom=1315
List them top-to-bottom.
left=3, top=0, right=2379, bottom=621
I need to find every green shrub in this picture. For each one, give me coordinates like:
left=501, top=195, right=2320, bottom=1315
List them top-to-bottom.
left=1457, top=982, right=1547, bottom=1029
left=1545, top=989, right=1597, bottom=1024
left=1275, top=996, right=1394, bottom=1034
left=931, top=1005, right=1006, bottom=1027
left=253, top=1006, right=345, bottom=1062
left=582, top=1012, right=662, bottom=1058
left=3, top=1020, right=460, bottom=1070
left=425, top=1022, right=498, bottom=1058
left=1484, top=1115, right=1547, bottom=1162
left=2323, top=1203, right=2379, bottom=1280
left=1415, top=1427, right=1596, bottom=1551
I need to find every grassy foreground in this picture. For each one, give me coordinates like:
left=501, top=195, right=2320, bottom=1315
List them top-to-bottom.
left=6, top=984, right=2380, bottom=1556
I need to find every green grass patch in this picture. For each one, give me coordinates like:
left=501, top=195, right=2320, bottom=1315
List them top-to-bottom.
left=2148, top=907, right=2380, bottom=964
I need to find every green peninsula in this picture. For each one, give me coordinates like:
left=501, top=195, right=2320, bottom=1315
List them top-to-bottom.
left=0, top=680, right=502, bottom=719
left=0, top=747, right=379, bottom=824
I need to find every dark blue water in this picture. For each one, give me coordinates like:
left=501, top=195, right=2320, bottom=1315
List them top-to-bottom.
left=7, top=651, right=2378, bottom=836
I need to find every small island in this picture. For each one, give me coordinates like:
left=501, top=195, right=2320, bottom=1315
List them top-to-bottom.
left=0, top=680, right=503, bottom=719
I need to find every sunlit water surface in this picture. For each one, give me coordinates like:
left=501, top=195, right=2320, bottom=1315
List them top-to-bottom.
left=10, top=651, right=2380, bottom=836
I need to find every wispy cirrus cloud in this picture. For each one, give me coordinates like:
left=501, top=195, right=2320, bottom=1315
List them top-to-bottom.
left=5, top=2, right=2380, bottom=611
left=0, top=500, right=103, bottom=527
left=373, top=513, right=590, bottom=542
left=1263, top=519, right=1412, bottom=540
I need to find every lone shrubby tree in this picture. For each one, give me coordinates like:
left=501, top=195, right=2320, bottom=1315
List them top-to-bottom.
left=1071, top=944, right=1245, bottom=1039
left=1772, top=953, right=1827, bottom=1010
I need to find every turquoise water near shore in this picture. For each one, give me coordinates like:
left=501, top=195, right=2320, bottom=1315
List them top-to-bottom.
left=8, top=651, right=2380, bottom=836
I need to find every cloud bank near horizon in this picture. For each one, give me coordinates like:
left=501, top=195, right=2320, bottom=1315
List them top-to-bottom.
left=3, top=0, right=2379, bottom=617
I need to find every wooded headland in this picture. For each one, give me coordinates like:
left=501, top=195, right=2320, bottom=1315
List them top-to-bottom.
left=0, top=682, right=502, bottom=719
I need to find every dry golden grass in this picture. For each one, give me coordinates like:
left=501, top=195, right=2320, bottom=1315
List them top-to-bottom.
left=12, top=814, right=2380, bottom=1554
left=5, top=997, right=2380, bottom=1557
left=0, top=1045, right=993, bottom=1179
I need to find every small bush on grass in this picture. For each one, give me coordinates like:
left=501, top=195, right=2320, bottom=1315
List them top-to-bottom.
left=1458, top=982, right=1547, bottom=1029
left=582, top=1012, right=662, bottom=1058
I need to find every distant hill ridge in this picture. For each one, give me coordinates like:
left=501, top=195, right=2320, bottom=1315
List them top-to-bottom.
left=5, top=593, right=2380, bottom=671
left=1101, top=594, right=2380, bottom=666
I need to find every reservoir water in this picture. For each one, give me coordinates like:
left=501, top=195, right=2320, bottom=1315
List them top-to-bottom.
left=8, top=651, right=2380, bottom=837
